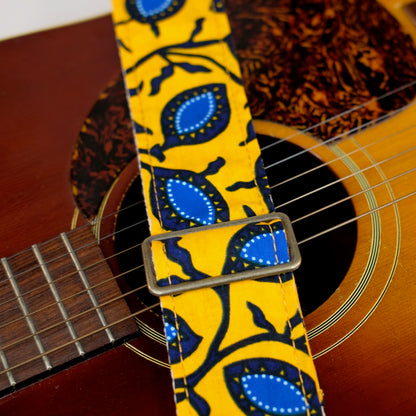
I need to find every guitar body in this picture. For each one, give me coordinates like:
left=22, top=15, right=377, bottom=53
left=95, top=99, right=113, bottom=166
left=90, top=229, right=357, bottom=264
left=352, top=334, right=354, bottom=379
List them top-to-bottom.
left=1, top=0, right=416, bottom=414
left=0, top=16, right=175, bottom=415
left=255, top=115, right=416, bottom=415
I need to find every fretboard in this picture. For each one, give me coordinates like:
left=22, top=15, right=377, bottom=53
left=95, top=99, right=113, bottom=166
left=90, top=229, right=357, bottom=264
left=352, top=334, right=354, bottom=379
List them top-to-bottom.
left=0, top=227, right=136, bottom=391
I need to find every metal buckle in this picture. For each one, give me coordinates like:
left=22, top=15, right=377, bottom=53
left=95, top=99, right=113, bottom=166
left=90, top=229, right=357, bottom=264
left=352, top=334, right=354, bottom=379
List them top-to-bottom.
left=142, top=212, right=301, bottom=296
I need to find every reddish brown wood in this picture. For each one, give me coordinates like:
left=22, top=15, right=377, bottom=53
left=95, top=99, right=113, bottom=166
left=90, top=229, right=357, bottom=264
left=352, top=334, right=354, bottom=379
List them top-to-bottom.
left=1, top=3, right=416, bottom=416
left=0, top=15, right=173, bottom=415
left=0, top=15, right=121, bottom=257
left=0, top=226, right=136, bottom=391
left=0, top=336, right=175, bottom=416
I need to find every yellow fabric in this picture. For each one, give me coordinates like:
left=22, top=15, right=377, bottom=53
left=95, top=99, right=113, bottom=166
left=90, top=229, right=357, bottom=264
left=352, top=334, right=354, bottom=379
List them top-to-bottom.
left=112, top=1, right=323, bottom=414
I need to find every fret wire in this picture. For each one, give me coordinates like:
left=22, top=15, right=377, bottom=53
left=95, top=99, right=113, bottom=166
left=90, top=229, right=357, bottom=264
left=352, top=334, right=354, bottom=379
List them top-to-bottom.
left=0, top=90, right=414, bottom=295
left=0, top=144, right=415, bottom=342
left=0, top=152, right=415, bottom=338
left=1, top=188, right=416, bottom=377
left=2, top=194, right=147, bottom=266
left=0, top=214, right=146, bottom=291
left=60, top=233, right=115, bottom=344
left=0, top=240, right=143, bottom=313
left=32, top=244, right=85, bottom=357
left=1, top=258, right=52, bottom=371
left=0, top=265, right=144, bottom=333
left=0, top=281, right=148, bottom=355
left=0, top=302, right=159, bottom=377
left=0, top=350, right=15, bottom=386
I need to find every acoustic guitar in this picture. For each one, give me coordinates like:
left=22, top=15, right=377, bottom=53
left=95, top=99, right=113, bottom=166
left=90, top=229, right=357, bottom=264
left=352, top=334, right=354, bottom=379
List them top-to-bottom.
left=1, top=0, right=416, bottom=414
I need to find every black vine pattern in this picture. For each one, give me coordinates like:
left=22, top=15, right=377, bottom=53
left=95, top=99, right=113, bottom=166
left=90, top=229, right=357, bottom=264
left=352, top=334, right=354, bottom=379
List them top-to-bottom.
left=112, top=1, right=323, bottom=414
left=116, top=18, right=242, bottom=93
left=169, top=285, right=314, bottom=416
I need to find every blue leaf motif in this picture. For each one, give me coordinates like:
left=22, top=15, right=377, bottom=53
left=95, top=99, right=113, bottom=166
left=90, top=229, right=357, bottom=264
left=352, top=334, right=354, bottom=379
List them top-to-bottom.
left=125, top=0, right=185, bottom=36
left=126, top=0, right=185, bottom=21
left=134, top=0, right=173, bottom=17
left=151, top=84, right=230, bottom=161
left=175, top=91, right=216, bottom=134
left=141, top=159, right=229, bottom=231
left=167, top=179, right=215, bottom=225
left=222, top=221, right=289, bottom=276
left=241, top=230, right=290, bottom=266
left=163, top=309, right=202, bottom=364
left=164, top=321, right=178, bottom=342
left=224, top=359, right=323, bottom=416
left=241, top=374, right=307, bottom=415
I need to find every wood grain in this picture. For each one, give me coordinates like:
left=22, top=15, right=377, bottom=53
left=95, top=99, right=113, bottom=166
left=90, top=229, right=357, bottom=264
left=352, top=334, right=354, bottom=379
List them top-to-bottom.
left=1, top=1, right=416, bottom=415
left=0, top=15, right=174, bottom=415
left=0, top=226, right=136, bottom=391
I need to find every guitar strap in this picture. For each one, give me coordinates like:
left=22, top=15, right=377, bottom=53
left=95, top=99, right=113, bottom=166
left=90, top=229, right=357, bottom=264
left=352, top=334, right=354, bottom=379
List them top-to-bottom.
left=112, top=1, right=324, bottom=415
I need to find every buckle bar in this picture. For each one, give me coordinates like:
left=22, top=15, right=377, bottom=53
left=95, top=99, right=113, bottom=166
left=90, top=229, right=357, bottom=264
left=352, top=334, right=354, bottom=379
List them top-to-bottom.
left=142, top=212, right=301, bottom=296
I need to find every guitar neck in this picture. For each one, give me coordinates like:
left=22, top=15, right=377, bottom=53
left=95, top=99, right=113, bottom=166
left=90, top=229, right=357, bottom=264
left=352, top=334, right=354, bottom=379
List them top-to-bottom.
left=0, top=226, right=136, bottom=391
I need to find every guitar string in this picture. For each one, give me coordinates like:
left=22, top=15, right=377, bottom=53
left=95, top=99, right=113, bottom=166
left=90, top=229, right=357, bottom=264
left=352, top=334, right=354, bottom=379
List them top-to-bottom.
left=30, top=76, right=410, bottom=236
left=2, top=79, right=414, bottom=276
left=258, top=79, right=416, bottom=153
left=9, top=84, right=403, bottom=256
left=1, top=88, right=416, bottom=361
left=0, top=91, right=412, bottom=289
left=0, top=100, right=415, bottom=325
left=66, top=100, right=409, bottom=230
left=263, top=104, right=407, bottom=168
left=0, top=120, right=413, bottom=316
left=269, top=122, right=416, bottom=189
left=2, top=145, right=415, bottom=331
left=274, top=145, right=416, bottom=210
left=1, top=155, right=415, bottom=338
left=1, top=158, right=416, bottom=371
left=292, top=165, right=416, bottom=225
left=1, top=167, right=416, bottom=365
left=1, top=185, right=416, bottom=378
left=298, top=189, right=416, bottom=245
left=0, top=237, right=146, bottom=311
left=0, top=264, right=144, bottom=332
left=0, top=279, right=152, bottom=355
left=0, top=301, right=160, bottom=377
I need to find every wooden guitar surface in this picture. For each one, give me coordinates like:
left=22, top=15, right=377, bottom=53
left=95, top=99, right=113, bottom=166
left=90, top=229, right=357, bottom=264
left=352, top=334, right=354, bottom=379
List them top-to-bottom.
left=1, top=1, right=416, bottom=415
left=0, top=16, right=175, bottom=415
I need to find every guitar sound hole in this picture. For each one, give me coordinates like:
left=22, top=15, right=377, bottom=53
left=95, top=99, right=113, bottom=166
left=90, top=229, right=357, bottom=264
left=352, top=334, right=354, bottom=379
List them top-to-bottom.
left=257, top=134, right=357, bottom=315
left=114, top=136, right=357, bottom=316
left=113, top=180, right=158, bottom=310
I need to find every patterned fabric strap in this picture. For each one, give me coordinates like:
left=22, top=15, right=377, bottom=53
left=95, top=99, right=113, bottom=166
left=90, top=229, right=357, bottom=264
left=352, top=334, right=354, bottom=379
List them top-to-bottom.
left=112, top=1, right=324, bottom=415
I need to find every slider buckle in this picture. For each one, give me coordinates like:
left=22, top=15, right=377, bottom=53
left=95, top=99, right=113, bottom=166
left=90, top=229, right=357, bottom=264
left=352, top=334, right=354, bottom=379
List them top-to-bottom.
left=142, top=212, right=301, bottom=296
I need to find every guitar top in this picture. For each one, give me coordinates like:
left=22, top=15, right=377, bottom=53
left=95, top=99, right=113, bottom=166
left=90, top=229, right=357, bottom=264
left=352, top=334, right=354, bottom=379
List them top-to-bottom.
left=1, top=0, right=416, bottom=414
